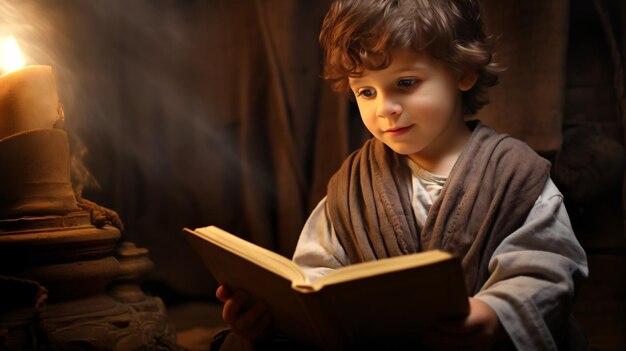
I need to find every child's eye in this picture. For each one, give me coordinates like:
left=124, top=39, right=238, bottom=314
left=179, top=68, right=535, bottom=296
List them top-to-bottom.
left=398, top=78, right=419, bottom=88
left=356, top=88, right=376, bottom=99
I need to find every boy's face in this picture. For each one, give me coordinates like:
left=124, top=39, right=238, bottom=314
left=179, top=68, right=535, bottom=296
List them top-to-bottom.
left=349, top=49, right=473, bottom=163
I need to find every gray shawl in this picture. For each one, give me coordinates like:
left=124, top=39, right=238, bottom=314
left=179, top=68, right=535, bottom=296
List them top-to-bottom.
left=326, top=122, right=551, bottom=293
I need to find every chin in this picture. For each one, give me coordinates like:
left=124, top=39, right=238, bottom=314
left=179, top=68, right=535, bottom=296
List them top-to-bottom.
left=383, top=142, right=424, bottom=156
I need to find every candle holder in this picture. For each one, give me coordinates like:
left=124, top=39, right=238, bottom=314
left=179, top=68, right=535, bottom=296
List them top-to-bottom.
left=0, top=128, right=179, bottom=350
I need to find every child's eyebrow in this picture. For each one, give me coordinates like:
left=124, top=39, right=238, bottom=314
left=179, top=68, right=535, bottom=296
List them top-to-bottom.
left=393, top=64, right=429, bottom=74
left=348, top=76, right=370, bottom=88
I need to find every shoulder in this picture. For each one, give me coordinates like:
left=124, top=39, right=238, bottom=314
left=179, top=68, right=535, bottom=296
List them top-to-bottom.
left=475, top=122, right=551, bottom=170
left=475, top=122, right=536, bottom=153
left=525, top=177, right=568, bottom=224
left=536, top=177, right=563, bottom=203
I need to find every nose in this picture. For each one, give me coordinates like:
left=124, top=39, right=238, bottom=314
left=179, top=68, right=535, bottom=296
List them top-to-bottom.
left=375, top=93, right=402, bottom=118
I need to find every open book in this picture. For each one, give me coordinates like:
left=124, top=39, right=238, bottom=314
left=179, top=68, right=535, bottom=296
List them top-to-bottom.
left=184, top=225, right=469, bottom=349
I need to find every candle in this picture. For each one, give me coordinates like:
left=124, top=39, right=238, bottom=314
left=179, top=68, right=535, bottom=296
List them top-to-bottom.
left=0, top=35, right=78, bottom=218
left=0, top=36, right=62, bottom=140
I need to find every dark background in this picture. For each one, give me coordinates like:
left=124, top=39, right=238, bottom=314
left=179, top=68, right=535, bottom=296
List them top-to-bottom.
left=0, top=0, right=623, bottom=349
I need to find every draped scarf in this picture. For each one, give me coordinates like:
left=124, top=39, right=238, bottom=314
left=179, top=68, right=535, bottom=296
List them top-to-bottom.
left=326, top=122, right=551, bottom=293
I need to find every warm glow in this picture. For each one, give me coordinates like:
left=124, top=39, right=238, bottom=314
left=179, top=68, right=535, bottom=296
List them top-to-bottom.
left=0, top=36, right=26, bottom=73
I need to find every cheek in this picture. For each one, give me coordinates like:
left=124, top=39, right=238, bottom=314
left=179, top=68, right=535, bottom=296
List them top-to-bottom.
left=408, top=89, right=458, bottom=121
left=407, top=95, right=445, bottom=120
left=357, top=102, right=378, bottom=130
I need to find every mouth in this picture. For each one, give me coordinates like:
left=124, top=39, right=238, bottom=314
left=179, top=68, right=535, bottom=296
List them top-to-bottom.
left=384, top=125, right=413, bottom=136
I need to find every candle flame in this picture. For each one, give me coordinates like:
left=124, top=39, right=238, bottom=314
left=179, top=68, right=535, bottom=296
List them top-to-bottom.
left=1, top=35, right=26, bottom=73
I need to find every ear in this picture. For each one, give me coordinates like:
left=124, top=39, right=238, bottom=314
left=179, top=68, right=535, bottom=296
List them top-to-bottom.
left=458, top=71, right=478, bottom=92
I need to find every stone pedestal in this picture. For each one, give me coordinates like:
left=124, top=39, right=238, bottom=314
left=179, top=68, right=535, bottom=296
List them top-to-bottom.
left=0, top=129, right=178, bottom=350
left=0, top=212, right=179, bottom=350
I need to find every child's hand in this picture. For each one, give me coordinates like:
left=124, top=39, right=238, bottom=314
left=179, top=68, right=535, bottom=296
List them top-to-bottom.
left=215, top=285, right=273, bottom=343
left=420, top=298, right=503, bottom=350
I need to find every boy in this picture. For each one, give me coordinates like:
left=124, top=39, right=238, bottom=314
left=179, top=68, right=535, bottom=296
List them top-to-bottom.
left=216, top=0, right=588, bottom=349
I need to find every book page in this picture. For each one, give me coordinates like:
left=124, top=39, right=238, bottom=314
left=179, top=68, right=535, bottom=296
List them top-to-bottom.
left=190, top=226, right=309, bottom=285
left=301, top=250, right=453, bottom=292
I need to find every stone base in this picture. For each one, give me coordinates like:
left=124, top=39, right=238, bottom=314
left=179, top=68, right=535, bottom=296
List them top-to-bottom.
left=0, top=212, right=179, bottom=350
left=0, top=294, right=178, bottom=350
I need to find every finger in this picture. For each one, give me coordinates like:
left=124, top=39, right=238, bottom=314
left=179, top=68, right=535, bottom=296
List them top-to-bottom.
left=216, top=285, right=231, bottom=303
left=222, top=290, right=248, bottom=324
left=437, top=298, right=494, bottom=334
left=231, top=300, right=267, bottom=333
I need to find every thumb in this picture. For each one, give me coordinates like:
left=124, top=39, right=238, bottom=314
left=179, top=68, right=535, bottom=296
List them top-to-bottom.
left=216, top=285, right=232, bottom=303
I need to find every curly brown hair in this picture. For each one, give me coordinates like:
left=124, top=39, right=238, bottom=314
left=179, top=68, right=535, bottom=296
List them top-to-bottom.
left=319, top=0, right=500, bottom=115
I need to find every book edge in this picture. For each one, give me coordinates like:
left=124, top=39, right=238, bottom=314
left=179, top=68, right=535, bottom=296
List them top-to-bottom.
left=183, top=226, right=309, bottom=285
left=310, top=250, right=455, bottom=290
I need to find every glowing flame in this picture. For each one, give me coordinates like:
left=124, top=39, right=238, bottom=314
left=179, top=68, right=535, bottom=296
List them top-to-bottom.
left=0, top=36, right=26, bottom=73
